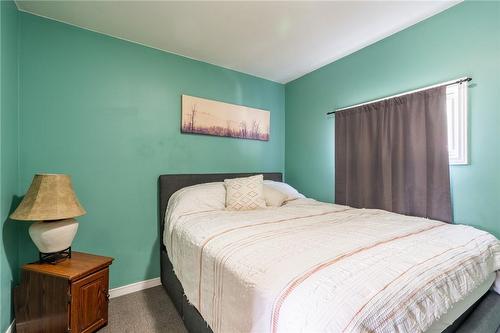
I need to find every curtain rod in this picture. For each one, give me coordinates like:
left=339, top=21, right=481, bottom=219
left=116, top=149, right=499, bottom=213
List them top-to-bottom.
left=326, top=77, right=472, bottom=116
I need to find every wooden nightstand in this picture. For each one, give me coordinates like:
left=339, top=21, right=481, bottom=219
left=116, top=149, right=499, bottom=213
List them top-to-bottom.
left=14, top=252, right=114, bottom=333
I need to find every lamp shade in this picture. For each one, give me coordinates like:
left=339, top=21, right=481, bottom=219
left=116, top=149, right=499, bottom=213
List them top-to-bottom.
left=10, top=174, right=86, bottom=221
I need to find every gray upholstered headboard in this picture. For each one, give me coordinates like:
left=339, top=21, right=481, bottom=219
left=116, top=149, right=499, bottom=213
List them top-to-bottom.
left=158, top=172, right=282, bottom=249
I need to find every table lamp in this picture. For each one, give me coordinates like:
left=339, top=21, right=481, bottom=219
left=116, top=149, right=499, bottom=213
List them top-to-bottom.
left=10, top=174, right=86, bottom=263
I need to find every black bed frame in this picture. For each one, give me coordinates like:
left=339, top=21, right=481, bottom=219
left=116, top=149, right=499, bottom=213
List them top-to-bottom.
left=158, top=172, right=484, bottom=333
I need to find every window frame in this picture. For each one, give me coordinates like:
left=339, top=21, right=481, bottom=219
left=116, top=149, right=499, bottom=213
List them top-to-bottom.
left=446, top=82, right=468, bottom=165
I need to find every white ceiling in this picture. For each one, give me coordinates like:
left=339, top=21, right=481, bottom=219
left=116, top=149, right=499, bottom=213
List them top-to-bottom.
left=16, top=1, right=460, bottom=83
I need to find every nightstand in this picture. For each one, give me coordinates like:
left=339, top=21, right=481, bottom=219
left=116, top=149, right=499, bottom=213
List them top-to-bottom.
left=14, top=252, right=114, bottom=333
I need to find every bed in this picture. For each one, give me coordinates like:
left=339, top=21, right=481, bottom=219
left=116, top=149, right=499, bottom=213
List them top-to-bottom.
left=158, top=173, right=500, bottom=333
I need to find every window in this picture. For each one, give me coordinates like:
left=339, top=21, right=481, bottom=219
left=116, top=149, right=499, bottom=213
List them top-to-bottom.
left=446, top=83, right=468, bottom=165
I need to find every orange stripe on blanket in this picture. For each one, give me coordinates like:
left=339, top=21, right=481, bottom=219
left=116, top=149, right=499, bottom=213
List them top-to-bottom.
left=197, top=209, right=345, bottom=310
left=211, top=217, right=356, bottom=331
left=270, top=223, right=445, bottom=333
left=341, top=233, right=491, bottom=332
left=371, top=243, right=498, bottom=332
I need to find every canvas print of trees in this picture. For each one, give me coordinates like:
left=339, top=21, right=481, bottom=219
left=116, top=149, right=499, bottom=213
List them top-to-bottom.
left=181, top=95, right=270, bottom=141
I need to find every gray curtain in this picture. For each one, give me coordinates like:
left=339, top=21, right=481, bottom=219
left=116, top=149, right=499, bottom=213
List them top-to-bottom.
left=335, top=86, right=452, bottom=223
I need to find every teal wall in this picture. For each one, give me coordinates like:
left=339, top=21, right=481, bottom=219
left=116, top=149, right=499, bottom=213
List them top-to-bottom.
left=0, top=0, right=20, bottom=331
left=285, top=1, right=500, bottom=237
left=17, top=13, right=285, bottom=288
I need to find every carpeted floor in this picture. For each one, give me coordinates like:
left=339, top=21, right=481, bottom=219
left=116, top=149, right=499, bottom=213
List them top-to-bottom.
left=98, top=286, right=187, bottom=333
left=99, top=286, right=500, bottom=333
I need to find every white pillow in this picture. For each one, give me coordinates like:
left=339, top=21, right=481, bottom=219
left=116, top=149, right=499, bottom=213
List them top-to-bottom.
left=224, top=175, right=266, bottom=211
left=263, top=180, right=305, bottom=202
left=167, top=182, right=226, bottom=217
left=263, top=185, right=288, bottom=207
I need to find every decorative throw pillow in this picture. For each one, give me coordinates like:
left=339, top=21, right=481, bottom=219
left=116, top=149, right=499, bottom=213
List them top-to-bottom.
left=224, top=175, right=266, bottom=211
left=263, top=185, right=288, bottom=207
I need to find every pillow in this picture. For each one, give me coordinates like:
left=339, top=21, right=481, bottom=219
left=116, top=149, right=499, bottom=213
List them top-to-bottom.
left=224, top=175, right=266, bottom=211
left=263, top=180, right=305, bottom=202
left=166, top=182, right=226, bottom=218
left=263, top=185, right=288, bottom=207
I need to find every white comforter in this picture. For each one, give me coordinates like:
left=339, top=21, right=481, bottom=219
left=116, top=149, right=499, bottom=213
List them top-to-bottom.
left=164, top=198, right=500, bottom=333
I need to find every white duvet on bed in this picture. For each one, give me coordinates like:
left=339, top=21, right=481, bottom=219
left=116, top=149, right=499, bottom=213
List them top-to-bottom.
left=164, top=196, right=500, bottom=333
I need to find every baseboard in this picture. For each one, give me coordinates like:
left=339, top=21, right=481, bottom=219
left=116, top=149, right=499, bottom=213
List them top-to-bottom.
left=109, top=277, right=161, bottom=299
left=5, top=320, right=15, bottom=333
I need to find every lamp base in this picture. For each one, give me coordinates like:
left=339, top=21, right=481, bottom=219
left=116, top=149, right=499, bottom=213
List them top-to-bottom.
left=29, top=218, right=79, bottom=254
left=39, top=246, right=72, bottom=264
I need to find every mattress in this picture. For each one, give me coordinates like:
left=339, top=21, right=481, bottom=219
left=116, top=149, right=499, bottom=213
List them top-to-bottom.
left=164, top=197, right=500, bottom=333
